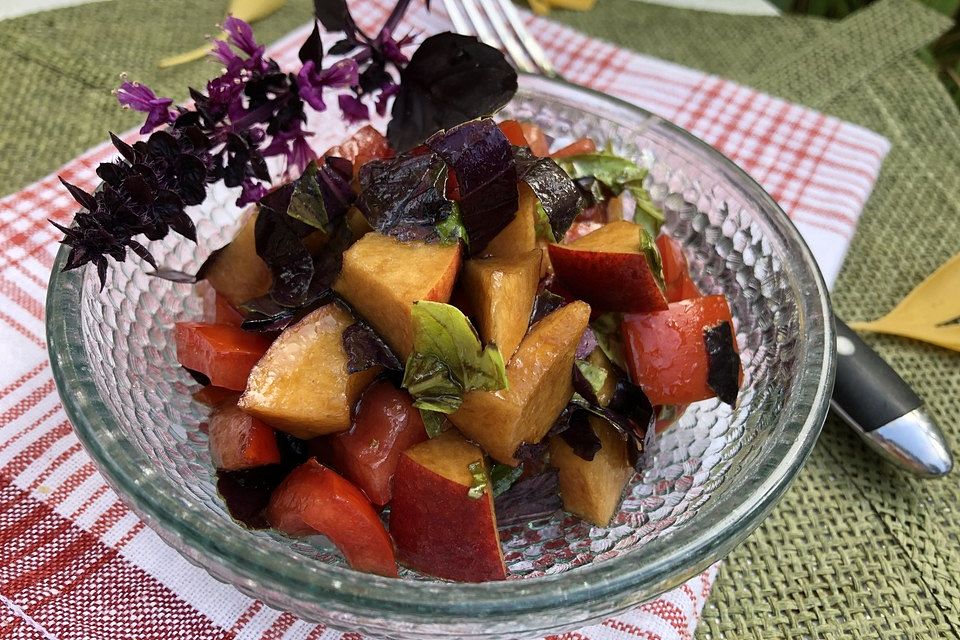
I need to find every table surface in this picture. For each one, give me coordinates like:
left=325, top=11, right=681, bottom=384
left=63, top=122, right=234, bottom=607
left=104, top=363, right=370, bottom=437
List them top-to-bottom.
left=1, top=1, right=958, bottom=638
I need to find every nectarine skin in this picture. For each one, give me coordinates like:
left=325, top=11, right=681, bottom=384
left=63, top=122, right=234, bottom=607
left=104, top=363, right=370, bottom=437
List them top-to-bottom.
left=548, top=220, right=668, bottom=313
left=389, top=432, right=506, bottom=582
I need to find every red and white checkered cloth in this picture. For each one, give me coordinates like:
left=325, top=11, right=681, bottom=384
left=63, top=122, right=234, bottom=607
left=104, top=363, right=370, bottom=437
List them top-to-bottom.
left=0, top=2, right=889, bottom=639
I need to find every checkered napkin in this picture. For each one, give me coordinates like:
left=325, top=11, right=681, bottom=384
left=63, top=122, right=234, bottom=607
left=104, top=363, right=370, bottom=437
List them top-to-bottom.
left=0, top=2, right=890, bottom=639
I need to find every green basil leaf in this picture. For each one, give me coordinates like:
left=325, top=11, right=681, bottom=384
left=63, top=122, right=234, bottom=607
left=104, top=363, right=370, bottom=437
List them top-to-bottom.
left=558, top=150, right=665, bottom=237
left=285, top=161, right=329, bottom=231
left=533, top=201, right=556, bottom=242
left=436, top=202, right=469, bottom=246
left=639, top=225, right=666, bottom=292
left=402, top=301, right=508, bottom=417
left=591, top=312, right=628, bottom=371
left=575, top=358, right=608, bottom=397
left=419, top=408, right=448, bottom=438
left=467, top=460, right=488, bottom=499
left=490, top=463, right=524, bottom=497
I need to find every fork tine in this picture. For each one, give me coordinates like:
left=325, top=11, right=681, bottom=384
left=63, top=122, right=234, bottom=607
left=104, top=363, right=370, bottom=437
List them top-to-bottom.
left=441, top=0, right=472, bottom=38
left=460, top=0, right=503, bottom=54
left=494, top=0, right=557, bottom=78
left=482, top=2, right=537, bottom=74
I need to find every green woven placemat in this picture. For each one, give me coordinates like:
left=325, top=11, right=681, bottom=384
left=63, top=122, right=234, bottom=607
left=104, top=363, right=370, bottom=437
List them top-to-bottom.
left=2, top=1, right=958, bottom=638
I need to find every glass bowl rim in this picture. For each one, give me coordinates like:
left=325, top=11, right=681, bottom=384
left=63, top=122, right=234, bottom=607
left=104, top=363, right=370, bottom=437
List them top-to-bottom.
left=46, top=74, right=835, bottom=622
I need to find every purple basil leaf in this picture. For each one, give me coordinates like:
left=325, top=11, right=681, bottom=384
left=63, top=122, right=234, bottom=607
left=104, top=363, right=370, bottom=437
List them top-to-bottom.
left=313, top=0, right=355, bottom=35
left=299, top=21, right=324, bottom=66
left=388, top=33, right=517, bottom=152
left=328, top=38, right=358, bottom=55
left=425, top=118, right=517, bottom=253
left=110, top=132, right=137, bottom=163
left=513, top=146, right=584, bottom=240
left=357, top=152, right=453, bottom=238
left=59, top=178, right=96, bottom=211
left=254, top=203, right=315, bottom=306
left=194, top=246, right=226, bottom=282
left=148, top=268, right=197, bottom=284
left=529, top=287, right=566, bottom=326
left=704, top=320, right=740, bottom=406
left=342, top=321, right=402, bottom=373
left=575, top=327, right=599, bottom=360
left=571, top=361, right=601, bottom=407
left=558, top=408, right=601, bottom=462
left=514, top=441, right=548, bottom=464
left=216, top=466, right=290, bottom=530
left=494, top=469, right=561, bottom=527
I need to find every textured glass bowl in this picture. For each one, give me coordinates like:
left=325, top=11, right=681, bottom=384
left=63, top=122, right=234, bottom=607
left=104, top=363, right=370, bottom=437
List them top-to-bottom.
left=47, top=75, right=834, bottom=639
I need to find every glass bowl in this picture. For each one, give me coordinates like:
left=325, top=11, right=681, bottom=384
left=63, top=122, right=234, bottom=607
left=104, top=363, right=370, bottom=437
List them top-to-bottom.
left=46, top=75, right=834, bottom=639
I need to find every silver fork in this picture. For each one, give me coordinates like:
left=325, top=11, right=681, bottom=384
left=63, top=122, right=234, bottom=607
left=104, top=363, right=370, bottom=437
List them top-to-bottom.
left=442, top=0, right=559, bottom=78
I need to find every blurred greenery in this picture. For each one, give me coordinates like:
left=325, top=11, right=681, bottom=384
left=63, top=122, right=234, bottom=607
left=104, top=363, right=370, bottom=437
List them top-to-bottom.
left=769, top=0, right=960, bottom=107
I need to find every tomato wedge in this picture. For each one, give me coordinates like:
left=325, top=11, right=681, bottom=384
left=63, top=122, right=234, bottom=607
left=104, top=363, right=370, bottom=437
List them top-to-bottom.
left=497, top=119, right=528, bottom=147
left=519, top=122, right=550, bottom=157
left=323, top=125, right=394, bottom=177
left=551, top=137, right=597, bottom=158
left=656, top=235, right=701, bottom=302
left=214, top=293, right=245, bottom=327
left=622, top=295, right=741, bottom=405
left=175, top=322, right=272, bottom=391
left=327, top=380, right=428, bottom=506
left=192, top=386, right=241, bottom=408
left=209, top=404, right=281, bottom=470
left=267, top=459, right=398, bottom=577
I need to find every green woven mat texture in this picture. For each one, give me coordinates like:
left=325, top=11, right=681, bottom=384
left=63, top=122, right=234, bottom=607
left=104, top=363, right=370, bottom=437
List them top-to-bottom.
left=2, top=1, right=958, bottom=638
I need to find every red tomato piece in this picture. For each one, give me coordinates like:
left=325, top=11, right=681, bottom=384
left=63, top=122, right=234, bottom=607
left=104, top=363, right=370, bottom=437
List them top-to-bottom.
left=497, top=119, right=528, bottom=147
left=519, top=122, right=550, bottom=157
left=324, top=125, right=394, bottom=177
left=551, top=137, right=597, bottom=159
left=446, top=169, right=460, bottom=201
left=656, top=235, right=701, bottom=303
left=214, top=293, right=245, bottom=327
left=621, top=295, right=741, bottom=405
left=174, top=322, right=272, bottom=391
left=327, top=380, right=428, bottom=506
left=192, top=386, right=241, bottom=409
left=654, top=403, right=689, bottom=434
left=209, top=404, right=281, bottom=470
left=267, top=459, right=398, bottom=577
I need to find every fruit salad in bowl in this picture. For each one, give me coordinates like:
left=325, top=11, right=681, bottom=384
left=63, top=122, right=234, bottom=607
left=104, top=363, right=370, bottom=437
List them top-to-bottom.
left=46, top=4, right=832, bottom=637
left=168, top=117, right=743, bottom=582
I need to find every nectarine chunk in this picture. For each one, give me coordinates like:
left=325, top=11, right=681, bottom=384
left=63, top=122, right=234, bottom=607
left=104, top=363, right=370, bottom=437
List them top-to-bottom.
left=483, top=183, right=538, bottom=259
left=205, top=208, right=272, bottom=307
left=549, top=219, right=668, bottom=313
left=333, top=233, right=462, bottom=359
left=461, top=249, right=542, bottom=361
left=451, top=301, right=591, bottom=464
left=239, top=303, right=380, bottom=438
left=550, top=416, right=634, bottom=527
left=390, top=431, right=506, bottom=582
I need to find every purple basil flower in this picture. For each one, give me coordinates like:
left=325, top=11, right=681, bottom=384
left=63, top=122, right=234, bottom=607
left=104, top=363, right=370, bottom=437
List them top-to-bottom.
left=223, top=15, right=264, bottom=58
left=377, top=28, right=413, bottom=65
left=210, top=38, right=240, bottom=67
left=297, top=59, right=360, bottom=112
left=116, top=82, right=175, bottom=134
left=376, top=82, right=400, bottom=116
left=339, top=94, right=369, bottom=124
left=262, top=124, right=315, bottom=174
left=238, top=179, right=269, bottom=206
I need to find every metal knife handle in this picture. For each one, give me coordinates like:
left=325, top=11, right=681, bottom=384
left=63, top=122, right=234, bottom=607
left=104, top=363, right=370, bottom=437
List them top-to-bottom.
left=831, top=316, right=952, bottom=477
left=833, top=318, right=921, bottom=431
